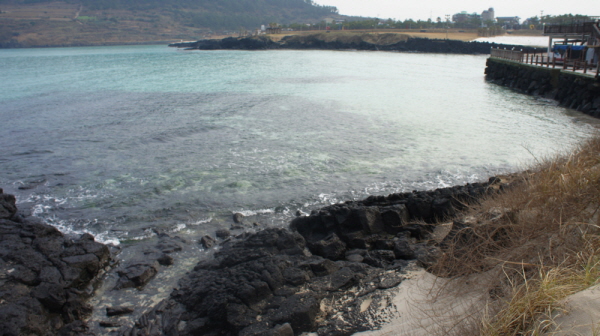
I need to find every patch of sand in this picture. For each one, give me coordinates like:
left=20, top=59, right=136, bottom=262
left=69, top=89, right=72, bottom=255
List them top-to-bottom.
left=353, top=269, right=491, bottom=336
left=547, top=285, right=600, bottom=335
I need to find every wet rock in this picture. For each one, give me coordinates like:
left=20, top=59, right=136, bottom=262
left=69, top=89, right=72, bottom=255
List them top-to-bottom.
left=17, top=178, right=46, bottom=190
left=0, top=190, right=110, bottom=336
left=0, top=191, right=17, bottom=220
left=233, top=212, right=244, bottom=223
left=216, top=228, right=231, bottom=239
left=156, top=235, right=186, bottom=253
left=199, top=235, right=216, bottom=249
left=156, top=253, right=174, bottom=266
left=114, top=260, right=159, bottom=289
left=106, top=305, right=134, bottom=316
left=99, top=320, right=121, bottom=328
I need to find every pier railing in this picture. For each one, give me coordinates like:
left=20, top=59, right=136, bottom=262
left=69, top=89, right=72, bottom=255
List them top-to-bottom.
left=490, top=47, right=600, bottom=78
left=490, top=48, right=523, bottom=61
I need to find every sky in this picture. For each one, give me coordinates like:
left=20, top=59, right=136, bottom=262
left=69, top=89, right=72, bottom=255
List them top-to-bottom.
left=313, top=0, right=600, bottom=22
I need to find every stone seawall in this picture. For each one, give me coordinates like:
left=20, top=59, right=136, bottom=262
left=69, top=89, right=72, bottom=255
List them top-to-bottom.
left=485, top=58, right=600, bottom=117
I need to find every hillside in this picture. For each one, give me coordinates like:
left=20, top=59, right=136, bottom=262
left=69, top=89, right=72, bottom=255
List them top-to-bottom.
left=0, top=0, right=341, bottom=47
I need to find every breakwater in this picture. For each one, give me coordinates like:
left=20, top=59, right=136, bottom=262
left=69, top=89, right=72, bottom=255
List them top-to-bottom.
left=170, top=33, right=542, bottom=54
left=485, top=58, right=600, bottom=116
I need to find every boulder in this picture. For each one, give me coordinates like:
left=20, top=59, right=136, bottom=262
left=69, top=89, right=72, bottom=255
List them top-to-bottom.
left=0, top=192, right=17, bottom=220
left=233, top=213, right=244, bottom=223
left=216, top=228, right=231, bottom=239
left=310, top=233, right=347, bottom=260
left=199, top=235, right=216, bottom=249
left=114, top=260, right=159, bottom=289
left=106, top=306, right=134, bottom=316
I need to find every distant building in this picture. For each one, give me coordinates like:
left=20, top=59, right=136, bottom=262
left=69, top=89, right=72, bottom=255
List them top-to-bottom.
left=481, top=8, right=495, bottom=22
left=496, top=16, right=520, bottom=29
left=265, top=27, right=282, bottom=34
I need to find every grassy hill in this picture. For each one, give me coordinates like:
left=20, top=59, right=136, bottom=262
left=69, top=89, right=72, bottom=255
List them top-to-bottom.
left=0, top=0, right=341, bottom=47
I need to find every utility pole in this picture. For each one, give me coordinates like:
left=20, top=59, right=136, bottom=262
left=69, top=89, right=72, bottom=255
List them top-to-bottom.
left=445, top=14, right=450, bottom=39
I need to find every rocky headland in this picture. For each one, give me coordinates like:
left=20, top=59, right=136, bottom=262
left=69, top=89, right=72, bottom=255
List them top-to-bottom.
left=169, top=33, right=543, bottom=54
left=0, top=176, right=514, bottom=335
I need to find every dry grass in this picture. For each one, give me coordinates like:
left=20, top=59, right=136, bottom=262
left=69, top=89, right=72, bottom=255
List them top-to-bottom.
left=267, top=29, right=480, bottom=42
left=431, top=135, right=600, bottom=335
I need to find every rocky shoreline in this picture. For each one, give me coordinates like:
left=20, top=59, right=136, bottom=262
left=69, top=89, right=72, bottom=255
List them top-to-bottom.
left=169, top=33, right=543, bottom=54
left=0, top=176, right=514, bottom=335
left=0, top=188, right=111, bottom=336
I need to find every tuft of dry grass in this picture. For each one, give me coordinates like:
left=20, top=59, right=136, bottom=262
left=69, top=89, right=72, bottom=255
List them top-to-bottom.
left=431, top=135, right=600, bottom=335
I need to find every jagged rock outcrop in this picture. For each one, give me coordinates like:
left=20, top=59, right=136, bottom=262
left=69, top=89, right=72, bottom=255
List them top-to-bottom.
left=121, top=178, right=508, bottom=335
left=0, top=188, right=111, bottom=336
left=121, top=228, right=417, bottom=336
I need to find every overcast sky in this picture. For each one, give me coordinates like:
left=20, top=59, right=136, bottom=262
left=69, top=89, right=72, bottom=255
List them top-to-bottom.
left=313, top=0, right=600, bottom=21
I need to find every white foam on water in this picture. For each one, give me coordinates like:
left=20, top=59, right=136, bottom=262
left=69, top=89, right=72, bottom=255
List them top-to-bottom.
left=234, top=209, right=275, bottom=217
left=38, top=216, right=121, bottom=246
left=190, top=217, right=213, bottom=225
left=171, top=223, right=187, bottom=232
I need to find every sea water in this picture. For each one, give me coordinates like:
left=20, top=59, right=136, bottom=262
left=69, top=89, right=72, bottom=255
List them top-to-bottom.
left=1, top=43, right=598, bottom=328
left=0, top=44, right=597, bottom=245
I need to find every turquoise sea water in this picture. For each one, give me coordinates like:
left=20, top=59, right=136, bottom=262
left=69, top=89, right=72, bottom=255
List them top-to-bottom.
left=0, top=44, right=597, bottom=246
left=2, top=44, right=599, bottom=329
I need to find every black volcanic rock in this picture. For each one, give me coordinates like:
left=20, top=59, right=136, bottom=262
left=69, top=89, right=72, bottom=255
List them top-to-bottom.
left=173, top=34, right=543, bottom=55
left=120, top=178, right=509, bottom=335
left=0, top=189, right=110, bottom=336
left=0, top=189, right=17, bottom=220
left=121, top=228, right=416, bottom=335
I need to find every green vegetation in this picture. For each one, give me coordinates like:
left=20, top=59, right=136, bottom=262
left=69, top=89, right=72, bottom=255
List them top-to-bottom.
left=0, top=0, right=338, bottom=30
left=0, top=0, right=342, bottom=47
left=282, top=13, right=596, bottom=33
left=526, top=14, right=595, bottom=30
